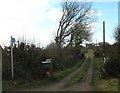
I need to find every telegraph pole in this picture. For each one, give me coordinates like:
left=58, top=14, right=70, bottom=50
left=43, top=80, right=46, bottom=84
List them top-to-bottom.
left=118, top=1, right=120, bottom=27
left=103, top=21, right=105, bottom=62
left=11, top=36, right=15, bottom=79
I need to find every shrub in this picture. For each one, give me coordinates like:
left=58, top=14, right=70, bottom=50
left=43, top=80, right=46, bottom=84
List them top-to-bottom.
left=103, top=58, right=120, bottom=78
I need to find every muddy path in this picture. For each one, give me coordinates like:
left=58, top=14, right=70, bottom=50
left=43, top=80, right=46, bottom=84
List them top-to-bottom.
left=15, top=58, right=94, bottom=91
left=19, top=59, right=87, bottom=91
left=64, top=59, right=94, bottom=91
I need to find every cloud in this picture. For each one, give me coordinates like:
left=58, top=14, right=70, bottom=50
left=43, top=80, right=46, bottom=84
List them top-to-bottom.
left=0, top=0, right=61, bottom=47
left=46, top=8, right=62, bottom=23
left=96, top=11, right=103, bottom=17
left=90, top=21, right=109, bottom=33
left=88, top=22, right=99, bottom=33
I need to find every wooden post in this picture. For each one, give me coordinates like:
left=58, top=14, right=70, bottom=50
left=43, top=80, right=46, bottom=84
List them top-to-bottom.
left=118, top=1, right=120, bottom=27
left=11, top=36, right=15, bottom=79
left=11, top=36, right=14, bottom=79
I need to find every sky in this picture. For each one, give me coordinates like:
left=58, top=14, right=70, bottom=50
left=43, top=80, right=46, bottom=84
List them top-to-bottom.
left=0, top=0, right=119, bottom=48
left=92, top=2, right=118, bottom=44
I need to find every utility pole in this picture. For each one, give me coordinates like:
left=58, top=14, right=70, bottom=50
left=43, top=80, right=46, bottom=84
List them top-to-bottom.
left=118, top=1, right=120, bottom=27
left=103, top=21, right=105, bottom=62
left=10, top=36, right=15, bottom=79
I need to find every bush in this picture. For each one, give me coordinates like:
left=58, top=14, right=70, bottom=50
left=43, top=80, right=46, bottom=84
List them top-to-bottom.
left=2, top=41, right=83, bottom=80
left=103, top=58, right=120, bottom=78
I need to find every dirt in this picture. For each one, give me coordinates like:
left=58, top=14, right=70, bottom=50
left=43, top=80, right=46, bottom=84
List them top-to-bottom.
left=15, top=58, right=94, bottom=91
left=64, top=59, right=94, bottom=91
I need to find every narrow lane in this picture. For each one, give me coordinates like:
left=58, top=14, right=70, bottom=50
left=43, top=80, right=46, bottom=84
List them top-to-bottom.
left=14, top=49, right=94, bottom=91
left=64, top=58, right=94, bottom=91
left=16, top=59, right=87, bottom=91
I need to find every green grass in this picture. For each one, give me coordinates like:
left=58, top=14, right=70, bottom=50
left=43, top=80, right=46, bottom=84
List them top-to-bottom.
left=93, top=58, right=118, bottom=91
left=3, top=59, right=84, bottom=90
left=52, top=60, right=83, bottom=81
left=64, top=60, right=90, bottom=87
left=3, top=79, right=53, bottom=90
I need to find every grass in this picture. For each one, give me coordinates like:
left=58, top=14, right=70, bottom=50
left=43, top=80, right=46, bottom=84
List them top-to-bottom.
left=93, top=58, right=118, bottom=91
left=3, top=59, right=84, bottom=90
left=52, top=59, right=83, bottom=81
left=64, top=59, right=90, bottom=87
left=3, top=79, right=52, bottom=90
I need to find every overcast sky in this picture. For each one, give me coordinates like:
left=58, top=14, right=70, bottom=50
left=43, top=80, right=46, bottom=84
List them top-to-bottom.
left=0, top=0, right=119, bottom=47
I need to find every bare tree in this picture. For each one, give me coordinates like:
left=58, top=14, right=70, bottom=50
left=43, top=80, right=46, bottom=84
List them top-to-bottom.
left=55, top=1, right=95, bottom=49
left=68, top=22, right=92, bottom=47
left=114, top=27, right=120, bottom=43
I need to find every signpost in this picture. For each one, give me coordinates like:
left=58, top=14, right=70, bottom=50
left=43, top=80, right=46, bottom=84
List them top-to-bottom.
left=10, top=36, right=15, bottom=79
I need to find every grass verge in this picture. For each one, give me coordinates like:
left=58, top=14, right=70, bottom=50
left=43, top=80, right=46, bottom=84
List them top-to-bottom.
left=93, top=58, right=118, bottom=91
left=3, top=59, right=84, bottom=90
left=52, top=59, right=84, bottom=81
